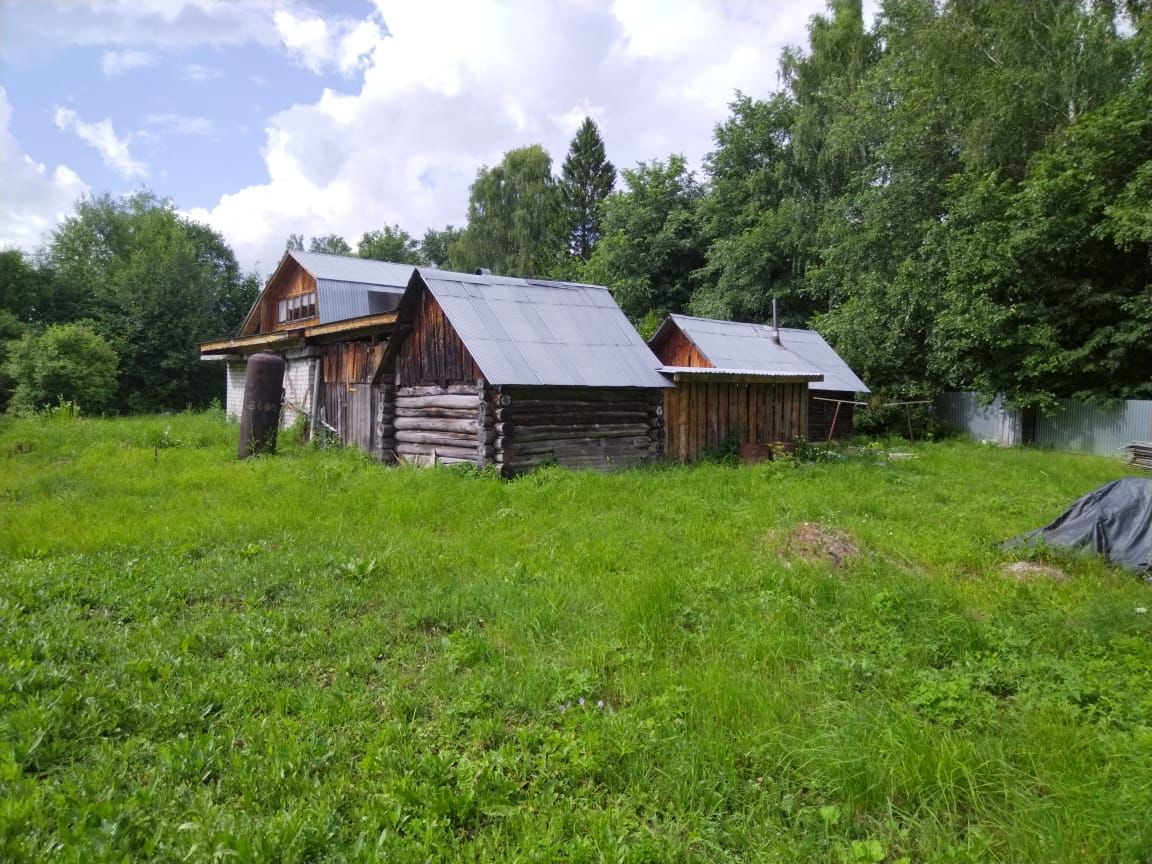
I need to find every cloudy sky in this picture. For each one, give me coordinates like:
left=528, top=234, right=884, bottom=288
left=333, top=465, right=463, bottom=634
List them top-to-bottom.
left=0, top=0, right=861, bottom=275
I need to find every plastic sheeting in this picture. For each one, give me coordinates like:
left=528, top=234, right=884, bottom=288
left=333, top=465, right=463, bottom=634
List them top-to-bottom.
left=1008, top=477, right=1151, bottom=573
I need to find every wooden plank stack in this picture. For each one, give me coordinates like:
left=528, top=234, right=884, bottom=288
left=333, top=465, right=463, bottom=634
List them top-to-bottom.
left=1125, top=441, right=1152, bottom=470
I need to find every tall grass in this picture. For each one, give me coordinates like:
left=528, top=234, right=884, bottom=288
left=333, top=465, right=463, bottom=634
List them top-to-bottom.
left=1, top=412, right=1149, bottom=862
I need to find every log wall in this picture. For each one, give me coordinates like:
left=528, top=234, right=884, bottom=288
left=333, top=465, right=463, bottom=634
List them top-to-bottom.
left=664, top=381, right=808, bottom=461
left=387, top=382, right=492, bottom=467
left=493, top=386, right=664, bottom=476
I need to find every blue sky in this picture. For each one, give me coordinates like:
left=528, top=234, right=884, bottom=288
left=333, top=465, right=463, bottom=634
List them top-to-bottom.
left=0, top=0, right=861, bottom=275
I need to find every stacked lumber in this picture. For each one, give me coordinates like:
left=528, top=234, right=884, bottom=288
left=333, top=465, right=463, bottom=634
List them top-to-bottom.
left=1125, top=441, right=1152, bottom=470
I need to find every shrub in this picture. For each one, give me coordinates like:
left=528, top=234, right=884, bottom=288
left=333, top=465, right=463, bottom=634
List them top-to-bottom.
left=5, top=323, right=118, bottom=415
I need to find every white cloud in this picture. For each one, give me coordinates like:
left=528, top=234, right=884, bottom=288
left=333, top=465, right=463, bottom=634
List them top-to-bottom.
left=186, top=0, right=821, bottom=273
left=273, top=8, right=384, bottom=77
left=101, top=48, right=155, bottom=77
left=180, top=63, right=221, bottom=82
left=0, top=88, right=88, bottom=251
left=53, top=107, right=148, bottom=179
left=143, top=113, right=215, bottom=136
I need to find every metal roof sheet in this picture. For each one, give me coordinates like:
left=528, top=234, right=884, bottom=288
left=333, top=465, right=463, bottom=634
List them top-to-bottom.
left=290, top=251, right=414, bottom=287
left=414, top=268, right=671, bottom=388
left=316, top=279, right=405, bottom=324
left=666, top=314, right=870, bottom=393
left=660, top=366, right=824, bottom=381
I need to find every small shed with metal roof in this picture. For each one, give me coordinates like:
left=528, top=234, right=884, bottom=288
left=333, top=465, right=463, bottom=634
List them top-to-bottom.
left=374, top=268, right=670, bottom=475
left=649, top=314, right=870, bottom=448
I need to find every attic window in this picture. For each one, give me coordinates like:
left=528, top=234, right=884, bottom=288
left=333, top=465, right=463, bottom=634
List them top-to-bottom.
left=278, top=292, right=317, bottom=323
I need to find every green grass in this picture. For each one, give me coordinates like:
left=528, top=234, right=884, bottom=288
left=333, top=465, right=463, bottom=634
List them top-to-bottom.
left=1, top=411, right=1150, bottom=863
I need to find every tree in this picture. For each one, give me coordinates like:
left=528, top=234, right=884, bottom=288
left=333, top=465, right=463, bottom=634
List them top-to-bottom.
left=560, top=117, right=616, bottom=260
left=451, top=145, right=564, bottom=276
left=584, top=155, right=705, bottom=320
left=43, top=192, right=259, bottom=411
left=357, top=225, right=425, bottom=264
left=419, top=226, right=462, bottom=268
left=285, top=233, right=304, bottom=251
left=308, top=234, right=352, bottom=255
left=5, top=323, right=118, bottom=414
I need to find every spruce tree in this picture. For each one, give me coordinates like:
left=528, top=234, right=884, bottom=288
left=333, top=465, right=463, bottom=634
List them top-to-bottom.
left=560, top=118, right=616, bottom=261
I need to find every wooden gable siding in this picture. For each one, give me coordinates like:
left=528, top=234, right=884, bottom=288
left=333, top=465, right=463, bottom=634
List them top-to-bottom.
left=247, top=258, right=318, bottom=334
left=395, top=286, right=483, bottom=387
left=654, top=325, right=710, bottom=368
left=663, top=381, right=808, bottom=461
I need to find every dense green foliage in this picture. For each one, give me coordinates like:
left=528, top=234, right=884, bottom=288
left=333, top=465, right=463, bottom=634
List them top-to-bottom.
left=560, top=118, right=616, bottom=261
left=450, top=145, right=564, bottom=277
left=584, top=155, right=705, bottom=320
left=34, top=193, right=260, bottom=412
left=357, top=225, right=424, bottom=265
left=4, top=323, right=118, bottom=415
left=1, top=412, right=1149, bottom=861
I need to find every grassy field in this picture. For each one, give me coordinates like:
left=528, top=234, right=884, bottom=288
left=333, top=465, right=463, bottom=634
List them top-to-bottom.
left=1, top=411, right=1149, bottom=863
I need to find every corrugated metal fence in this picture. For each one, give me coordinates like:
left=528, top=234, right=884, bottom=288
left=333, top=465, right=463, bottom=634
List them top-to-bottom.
left=937, top=392, right=1152, bottom=457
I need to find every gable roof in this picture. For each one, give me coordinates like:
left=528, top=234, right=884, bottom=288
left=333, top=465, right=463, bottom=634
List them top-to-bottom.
left=239, top=251, right=413, bottom=334
left=392, top=268, right=671, bottom=388
left=652, top=313, right=869, bottom=393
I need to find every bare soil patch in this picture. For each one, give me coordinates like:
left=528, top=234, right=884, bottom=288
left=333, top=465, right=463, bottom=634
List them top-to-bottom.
left=784, top=522, right=860, bottom=568
left=1003, top=561, right=1068, bottom=582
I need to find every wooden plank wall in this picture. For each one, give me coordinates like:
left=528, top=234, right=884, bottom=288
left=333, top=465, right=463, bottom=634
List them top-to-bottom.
left=395, top=288, right=483, bottom=386
left=655, top=327, right=710, bottom=368
left=319, top=338, right=385, bottom=449
left=664, top=381, right=809, bottom=461
left=494, top=386, right=664, bottom=476
left=807, top=390, right=856, bottom=441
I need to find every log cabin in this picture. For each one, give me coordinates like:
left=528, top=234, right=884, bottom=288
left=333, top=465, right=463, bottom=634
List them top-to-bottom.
left=199, top=250, right=409, bottom=448
left=373, top=268, right=671, bottom=475
left=649, top=314, right=870, bottom=450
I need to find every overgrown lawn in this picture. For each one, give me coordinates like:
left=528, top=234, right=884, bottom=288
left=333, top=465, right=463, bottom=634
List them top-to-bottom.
left=1, top=412, right=1149, bottom=862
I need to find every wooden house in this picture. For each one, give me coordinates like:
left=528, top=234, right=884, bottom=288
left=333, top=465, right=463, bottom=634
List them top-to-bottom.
left=199, top=250, right=409, bottom=448
left=374, top=268, right=670, bottom=475
left=650, top=314, right=870, bottom=455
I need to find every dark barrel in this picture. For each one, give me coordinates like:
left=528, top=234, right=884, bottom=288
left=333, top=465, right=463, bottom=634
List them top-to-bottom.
left=236, top=352, right=285, bottom=459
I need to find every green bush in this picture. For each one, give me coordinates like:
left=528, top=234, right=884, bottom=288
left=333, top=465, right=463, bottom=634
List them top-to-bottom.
left=5, top=323, right=118, bottom=415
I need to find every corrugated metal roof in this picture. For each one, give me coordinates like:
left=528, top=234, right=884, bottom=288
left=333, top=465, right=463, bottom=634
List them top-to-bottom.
left=290, top=251, right=414, bottom=287
left=415, top=268, right=671, bottom=388
left=315, top=279, right=404, bottom=324
left=665, top=314, right=870, bottom=393
left=660, top=365, right=824, bottom=381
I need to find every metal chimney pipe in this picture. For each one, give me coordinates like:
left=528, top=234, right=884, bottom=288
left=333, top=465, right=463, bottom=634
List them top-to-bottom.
left=771, top=297, right=781, bottom=345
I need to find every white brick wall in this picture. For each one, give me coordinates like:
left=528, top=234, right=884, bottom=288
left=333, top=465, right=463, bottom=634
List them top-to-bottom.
left=225, top=353, right=317, bottom=429
left=281, top=355, right=316, bottom=428
left=225, top=359, right=246, bottom=421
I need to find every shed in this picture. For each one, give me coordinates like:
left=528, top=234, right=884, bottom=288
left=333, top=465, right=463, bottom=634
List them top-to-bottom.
left=200, top=250, right=408, bottom=448
left=375, top=268, right=670, bottom=475
left=650, top=314, right=869, bottom=443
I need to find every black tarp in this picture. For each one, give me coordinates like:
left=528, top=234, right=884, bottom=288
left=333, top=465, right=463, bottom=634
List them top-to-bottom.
left=1007, top=477, right=1151, bottom=573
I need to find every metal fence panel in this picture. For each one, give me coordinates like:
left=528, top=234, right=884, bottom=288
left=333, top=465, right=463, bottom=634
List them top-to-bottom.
left=936, top=392, right=1021, bottom=446
left=938, top=392, right=1152, bottom=457
left=1034, top=399, right=1152, bottom=457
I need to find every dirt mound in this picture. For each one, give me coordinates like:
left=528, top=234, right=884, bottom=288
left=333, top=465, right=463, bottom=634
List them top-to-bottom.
left=785, top=522, right=860, bottom=568
left=1002, top=561, right=1068, bottom=582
